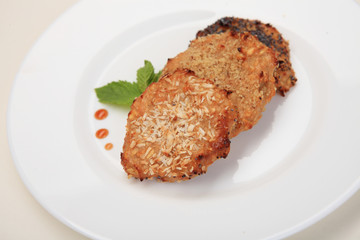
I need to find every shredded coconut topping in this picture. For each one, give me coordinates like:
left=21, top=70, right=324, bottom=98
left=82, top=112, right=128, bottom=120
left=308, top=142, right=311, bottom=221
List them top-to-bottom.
left=122, top=70, right=235, bottom=181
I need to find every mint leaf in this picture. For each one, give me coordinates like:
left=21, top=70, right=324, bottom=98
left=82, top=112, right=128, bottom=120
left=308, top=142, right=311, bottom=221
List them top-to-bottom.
left=95, top=60, right=162, bottom=107
left=137, top=60, right=154, bottom=92
left=148, top=70, right=162, bottom=85
left=95, top=80, right=141, bottom=106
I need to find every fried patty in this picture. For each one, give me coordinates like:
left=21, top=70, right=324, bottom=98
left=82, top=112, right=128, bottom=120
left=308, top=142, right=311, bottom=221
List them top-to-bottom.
left=196, top=17, right=297, bottom=96
left=162, top=31, right=277, bottom=138
left=121, top=69, right=237, bottom=182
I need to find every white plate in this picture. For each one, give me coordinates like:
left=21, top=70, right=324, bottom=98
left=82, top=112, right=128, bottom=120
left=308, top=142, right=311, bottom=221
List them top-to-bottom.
left=7, top=0, right=360, bottom=239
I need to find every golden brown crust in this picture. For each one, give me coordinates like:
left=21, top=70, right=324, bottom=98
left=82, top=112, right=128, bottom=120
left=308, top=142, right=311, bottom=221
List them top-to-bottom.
left=196, top=17, right=297, bottom=96
left=162, top=31, right=277, bottom=138
left=121, top=69, right=237, bottom=182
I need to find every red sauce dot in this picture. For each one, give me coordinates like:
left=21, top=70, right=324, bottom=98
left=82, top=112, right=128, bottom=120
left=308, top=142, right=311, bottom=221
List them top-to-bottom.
left=95, top=109, right=108, bottom=120
left=96, top=128, right=109, bottom=139
left=105, top=143, right=113, bottom=150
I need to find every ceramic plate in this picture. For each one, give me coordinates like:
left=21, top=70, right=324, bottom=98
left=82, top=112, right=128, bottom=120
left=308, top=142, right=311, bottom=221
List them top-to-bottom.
left=7, top=0, right=360, bottom=239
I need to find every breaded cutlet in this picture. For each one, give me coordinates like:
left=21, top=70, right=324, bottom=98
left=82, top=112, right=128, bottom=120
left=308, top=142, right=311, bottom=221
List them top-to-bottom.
left=196, top=17, right=297, bottom=96
left=162, top=31, right=277, bottom=138
left=121, top=69, right=237, bottom=182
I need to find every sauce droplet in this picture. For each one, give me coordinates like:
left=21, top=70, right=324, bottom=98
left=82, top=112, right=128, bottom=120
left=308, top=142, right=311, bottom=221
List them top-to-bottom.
left=94, top=109, right=108, bottom=120
left=96, top=128, right=109, bottom=139
left=105, top=143, right=113, bottom=150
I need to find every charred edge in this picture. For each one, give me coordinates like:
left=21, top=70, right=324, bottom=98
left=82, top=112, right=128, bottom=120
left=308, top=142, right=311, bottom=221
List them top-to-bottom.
left=197, top=17, right=290, bottom=61
left=219, top=17, right=235, bottom=26
left=249, top=29, right=274, bottom=48
left=230, top=30, right=238, bottom=37
left=183, top=68, right=196, bottom=75
left=290, top=75, right=297, bottom=85
left=277, top=86, right=285, bottom=97
left=225, top=90, right=233, bottom=95
left=213, top=136, right=231, bottom=151
left=223, top=138, right=231, bottom=148
left=222, top=151, right=229, bottom=158
left=216, top=153, right=227, bottom=159
left=195, top=155, right=204, bottom=161
left=134, top=165, right=143, bottom=180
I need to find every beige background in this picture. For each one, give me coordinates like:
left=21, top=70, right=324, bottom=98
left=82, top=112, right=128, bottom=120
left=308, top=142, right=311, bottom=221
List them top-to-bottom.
left=1, top=0, right=359, bottom=239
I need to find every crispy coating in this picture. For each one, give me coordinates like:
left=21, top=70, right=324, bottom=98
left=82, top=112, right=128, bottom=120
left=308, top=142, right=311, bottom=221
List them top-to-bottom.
left=196, top=17, right=297, bottom=96
left=162, top=31, right=277, bottom=137
left=121, top=69, right=237, bottom=182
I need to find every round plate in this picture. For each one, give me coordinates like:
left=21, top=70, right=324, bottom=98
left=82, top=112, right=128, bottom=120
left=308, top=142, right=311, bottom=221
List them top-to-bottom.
left=7, top=0, right=360, bottom=239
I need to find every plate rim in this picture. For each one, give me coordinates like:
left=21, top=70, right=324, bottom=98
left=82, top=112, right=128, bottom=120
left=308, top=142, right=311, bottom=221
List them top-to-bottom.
left=6, top=0, right=360, bottom=239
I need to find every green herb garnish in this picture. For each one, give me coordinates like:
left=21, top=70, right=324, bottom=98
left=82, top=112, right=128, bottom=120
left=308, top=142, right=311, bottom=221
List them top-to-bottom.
left=95, top=60, right=162, bottom=106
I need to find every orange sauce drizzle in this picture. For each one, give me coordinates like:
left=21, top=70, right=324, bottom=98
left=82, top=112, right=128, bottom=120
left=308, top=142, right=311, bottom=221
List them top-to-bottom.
left=94, top=109, right=108, bottom=120
left=96, top=128, right=109, bottom=139
left=105, top=143, right=113, bottom=150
